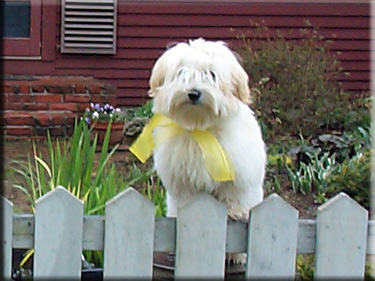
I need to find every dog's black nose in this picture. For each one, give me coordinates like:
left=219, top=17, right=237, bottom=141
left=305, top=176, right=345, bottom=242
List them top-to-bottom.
left=188, top=89, right=202, bottom=103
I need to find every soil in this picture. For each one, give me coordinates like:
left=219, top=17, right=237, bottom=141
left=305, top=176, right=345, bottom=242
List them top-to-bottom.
left=3, top=139, right=318, bottom=218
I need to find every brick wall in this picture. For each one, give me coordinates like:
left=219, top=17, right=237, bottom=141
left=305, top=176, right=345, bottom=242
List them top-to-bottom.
left=2, top=75, right=117, bottom=139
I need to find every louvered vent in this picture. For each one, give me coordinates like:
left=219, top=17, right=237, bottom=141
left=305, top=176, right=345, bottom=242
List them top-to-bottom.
left=61, top=0, right=117, bottom=54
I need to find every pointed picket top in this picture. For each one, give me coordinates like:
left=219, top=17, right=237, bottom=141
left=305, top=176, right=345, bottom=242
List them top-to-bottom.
left=34, top=185, right=83, bottom=279
left=35, top=185, right=83, bottom=205
left=105, top=186, right=154, bottom=209
left=104, top=187, right=155, bottom=278
left=181, top=191, right=227, bottom=214
left=175, top=192, right=227, bottom=278
left=251, top=192, right=298, bottom=215
left=315, top=192, right=368, bottom=278
left=317, top=192, right=367, bottom=214
left=246, top=193, right=299, bottom=278
left=2, top=196, right=13, bottom=279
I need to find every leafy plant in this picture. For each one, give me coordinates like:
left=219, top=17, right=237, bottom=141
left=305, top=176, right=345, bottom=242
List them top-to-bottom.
left=235, top=21, right=357, bottom=141
left=125, top=100, right=154, bottom=121
left=10, top=118, right=167, bottom=267
left=11, top=118, right=124, bottom=214
left=326, top=149, right=371, bottom=209
left=286, top=151, right=340, bottom=203
left=295, top=254, right=375, bottom=280
left=296, top=254, right=314, bottom=281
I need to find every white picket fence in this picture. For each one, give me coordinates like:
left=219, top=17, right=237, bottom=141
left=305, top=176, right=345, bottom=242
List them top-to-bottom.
left=2, top=186, right=374, bottom=279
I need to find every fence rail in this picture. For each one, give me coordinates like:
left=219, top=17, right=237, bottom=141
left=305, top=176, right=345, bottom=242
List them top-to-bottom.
left=2, top=186, right=374, bottom=279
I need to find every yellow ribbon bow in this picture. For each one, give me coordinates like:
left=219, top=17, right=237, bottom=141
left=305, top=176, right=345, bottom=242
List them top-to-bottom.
left=129, top=114, right=235, bottom=182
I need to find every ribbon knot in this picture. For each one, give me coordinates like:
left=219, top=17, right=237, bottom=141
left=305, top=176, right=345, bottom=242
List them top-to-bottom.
left=129, top=114, right=235, bottom=182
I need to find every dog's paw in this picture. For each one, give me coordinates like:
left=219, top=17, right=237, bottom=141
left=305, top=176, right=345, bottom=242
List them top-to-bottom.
left=228, top=211, right=249, bottom=221
left=226, top=253, right=247, bottom=265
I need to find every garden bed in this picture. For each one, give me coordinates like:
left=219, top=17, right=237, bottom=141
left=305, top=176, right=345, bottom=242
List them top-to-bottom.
left=3, top=139, right=319, bottom=219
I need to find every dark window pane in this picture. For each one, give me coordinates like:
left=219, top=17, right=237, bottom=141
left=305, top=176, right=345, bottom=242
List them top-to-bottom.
left=1, top=1, right=31, bottom=38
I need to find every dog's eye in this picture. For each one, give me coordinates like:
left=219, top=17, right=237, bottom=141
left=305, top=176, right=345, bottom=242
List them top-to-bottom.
left=209, top=71, right=216, bottom=82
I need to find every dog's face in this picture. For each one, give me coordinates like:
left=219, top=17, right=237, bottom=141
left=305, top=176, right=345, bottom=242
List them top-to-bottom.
left=149, top=38, right=251, bottom=130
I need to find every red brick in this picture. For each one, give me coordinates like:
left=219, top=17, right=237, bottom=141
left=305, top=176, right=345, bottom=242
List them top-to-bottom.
left=17, top=82, right=31, bottom=93
left=73, top=83, right=88, bottom=94
left=87, top=83, right=103, bottom=94
left=30, top=84, right=46, bottom=93
left=1, top=85, right=17, bottom=93
left=46, top=85, right=73, bottom=94
left=7, top=94, right=34, bottom=103
left=34, top=94, right=63, bottom=103
left=64, top=94, right=91, bottom=103
left=91, top=95, right=116, bottom=104
left=4, top=103, right=24, bottom=110
left=24, top=103, right=49, bottom=111
left=49, top=103, right=78, bottom=111
left=77, top=103, right=90, bottom=113
left=5, top=111, right=30, bottom=118
left=6, top=113, right=34, bottom=126
left=33, top=113, right=52, bottom=126
left=50, top=114, right=66, bottom=126
left=66, top=114, right=77, bottom=125
left=5, top=126, right=34, bottom=136
left=35, top=127, right=48, bottom=136
left=50, top=127, right=66, bottom=137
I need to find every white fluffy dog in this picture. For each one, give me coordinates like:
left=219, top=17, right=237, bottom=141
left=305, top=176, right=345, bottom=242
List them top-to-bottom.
left=147, top=38, right=266, bottom=264
left=149, top=38, right=266, bottom=219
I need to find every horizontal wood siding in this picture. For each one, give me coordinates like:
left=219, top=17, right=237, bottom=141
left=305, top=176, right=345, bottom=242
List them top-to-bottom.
left=3, top=1, right=370, bottom=106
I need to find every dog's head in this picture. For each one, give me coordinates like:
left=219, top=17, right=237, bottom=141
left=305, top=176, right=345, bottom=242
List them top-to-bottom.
left=149, top=38, right=251, bottom=130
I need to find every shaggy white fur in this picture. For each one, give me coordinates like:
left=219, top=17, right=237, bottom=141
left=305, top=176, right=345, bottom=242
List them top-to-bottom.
left=149, top=38, right=266, bottom=263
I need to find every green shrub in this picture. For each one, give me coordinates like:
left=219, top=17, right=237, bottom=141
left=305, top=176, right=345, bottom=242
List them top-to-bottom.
left=236, top=21, right=354, bottom=141
left=124, top=100, right=154, bottom=121
left=326, top=149, right=371, bottom=209
left=296, top=254, right=315, bottom=281
left=296, top=254, right=375, bottom=280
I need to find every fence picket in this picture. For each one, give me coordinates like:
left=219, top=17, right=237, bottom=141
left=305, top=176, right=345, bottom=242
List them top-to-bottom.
left=34, top=186, right=83, bottom=279
left=103, top=187, right=155, bottom=278
left=5, top=190, right=373, bottom=278
left=315, top=192, right=368, bottom=278
left=175, top=193, right=227, bottom=278
left=246, top=193, right=299, bottom=278
left=2, top=197, right=13, bottom=280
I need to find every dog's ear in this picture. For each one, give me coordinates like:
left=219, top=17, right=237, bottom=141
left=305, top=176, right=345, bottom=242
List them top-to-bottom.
left=148, top=56, right=167, bottom=97
left=231, top=63, right=252, bottom=105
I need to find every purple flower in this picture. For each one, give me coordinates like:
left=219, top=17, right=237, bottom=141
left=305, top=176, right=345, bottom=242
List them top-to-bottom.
left=85, top=117, right=91, bottom=125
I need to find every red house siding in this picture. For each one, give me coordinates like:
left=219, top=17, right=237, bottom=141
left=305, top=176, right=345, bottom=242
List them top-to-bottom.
left=3, top=0, right=370, bottom=107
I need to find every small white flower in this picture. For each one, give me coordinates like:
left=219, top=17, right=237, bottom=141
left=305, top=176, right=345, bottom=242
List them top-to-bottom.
left=115, top=108, right=121, bottom=112
left=92, top=112, right=99, bottom=119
